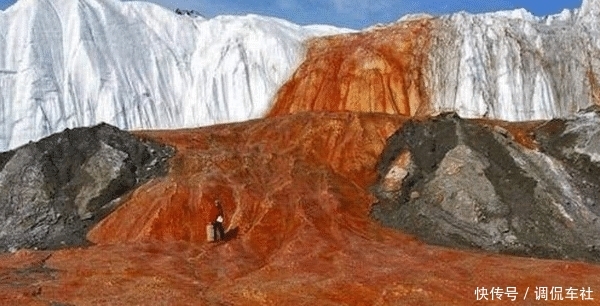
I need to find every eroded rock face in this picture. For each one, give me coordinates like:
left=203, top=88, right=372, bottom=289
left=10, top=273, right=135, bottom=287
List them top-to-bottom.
left=372, top=110, right=600, bottom=262
left=0, top=123, right=173, bottom=252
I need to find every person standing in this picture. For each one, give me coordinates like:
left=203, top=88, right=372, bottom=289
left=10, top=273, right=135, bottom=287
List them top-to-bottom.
left=209, top=199, right=226, bottom=242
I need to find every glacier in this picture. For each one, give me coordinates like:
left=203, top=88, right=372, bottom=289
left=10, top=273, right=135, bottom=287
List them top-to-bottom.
left=0, top=0, right=349, bottom=150
left=2, top=0, right=600, bottom=150
left=428, top=0, right=600, bottom=121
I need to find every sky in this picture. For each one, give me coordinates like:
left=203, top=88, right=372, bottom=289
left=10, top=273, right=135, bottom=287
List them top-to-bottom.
left=0, top=0, right=585, bottom=29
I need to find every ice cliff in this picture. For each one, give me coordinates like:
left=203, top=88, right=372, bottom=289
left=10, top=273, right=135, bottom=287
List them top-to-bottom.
left=0, top=0, right=347, bottom=150
left=2, top=0, right=600, bottom=151
left=272, top=0, right=600, bottom=122
left=429, top=0, right=600, bottom=121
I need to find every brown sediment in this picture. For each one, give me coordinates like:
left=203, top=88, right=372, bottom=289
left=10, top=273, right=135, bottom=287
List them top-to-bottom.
left=268, top=17, right=436, bottom=117
left=587, top=67, right=600, bottom=106
left=473, top=119, right=547, bottom=150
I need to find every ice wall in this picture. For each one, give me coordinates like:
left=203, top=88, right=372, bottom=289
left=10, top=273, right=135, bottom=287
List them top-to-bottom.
left=0, top=0, right=347, bottom=150
left=428, top=0, right=600, bottom=120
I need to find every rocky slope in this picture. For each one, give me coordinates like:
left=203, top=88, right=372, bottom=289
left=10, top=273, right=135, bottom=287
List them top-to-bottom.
left=0, top=0, right=348, bottom=151
left=271, top=0, right=600, bottom=121
left=371, top=107, right=600, bottom=262
left=88, top=111, right=405, bottom=245
left=2, top=112, right=600, bottom=305
left=0, top=123, right=172, bottom=252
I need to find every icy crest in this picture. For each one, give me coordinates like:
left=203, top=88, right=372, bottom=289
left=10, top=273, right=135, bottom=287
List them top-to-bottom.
left=0, top=0, right=349, bottom=150
left=580, top=0, right=600, bottom=17
left=481, top=8, right=538, bottom=21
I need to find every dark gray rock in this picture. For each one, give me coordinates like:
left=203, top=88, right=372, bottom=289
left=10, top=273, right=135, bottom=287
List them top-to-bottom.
left=371, top=111, right=600, bottom=262
left=0, top=123, right=173, bottom=252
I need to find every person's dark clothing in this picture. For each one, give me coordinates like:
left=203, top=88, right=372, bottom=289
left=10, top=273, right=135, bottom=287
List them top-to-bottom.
left=209, top=202, right=225, bottom=241
left=213, top=221, right=225, bottom=241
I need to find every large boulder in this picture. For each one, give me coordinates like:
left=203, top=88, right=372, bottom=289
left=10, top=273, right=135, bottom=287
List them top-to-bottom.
left=371, top=110, right=600, bottom=262
left=0, top=123, right=173, bottom=252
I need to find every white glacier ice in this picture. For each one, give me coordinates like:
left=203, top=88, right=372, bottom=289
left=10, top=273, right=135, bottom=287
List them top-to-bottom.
left=0, top=0, right=350, bottom=150
left=2, top=0, right=600, bottom=151
left=428, top=0, right=600, bottom=121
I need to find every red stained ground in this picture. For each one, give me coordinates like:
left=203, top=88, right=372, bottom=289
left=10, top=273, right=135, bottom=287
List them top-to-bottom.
left=1, top=112, right=599, bottom=305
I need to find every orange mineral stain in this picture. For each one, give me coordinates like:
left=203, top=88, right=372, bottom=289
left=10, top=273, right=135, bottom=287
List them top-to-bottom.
left=269, top=18, right=436, bottom=117
left=1, top=112, right=599, bottom=305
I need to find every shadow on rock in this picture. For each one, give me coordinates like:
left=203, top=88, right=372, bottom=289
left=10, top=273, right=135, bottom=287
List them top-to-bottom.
left=371, top=110, right=600, bottom=263
left=0, top=123, right=174, bottom=252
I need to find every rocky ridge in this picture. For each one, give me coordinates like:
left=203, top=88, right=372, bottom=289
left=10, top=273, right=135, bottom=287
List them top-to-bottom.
left=372, top=107, right=600, bottom=262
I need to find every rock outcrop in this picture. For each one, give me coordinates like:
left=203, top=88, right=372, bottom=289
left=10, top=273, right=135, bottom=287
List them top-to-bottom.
left=372, top=109, right=600, bottom=262
left=0, top=123, right=173, bottom=252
